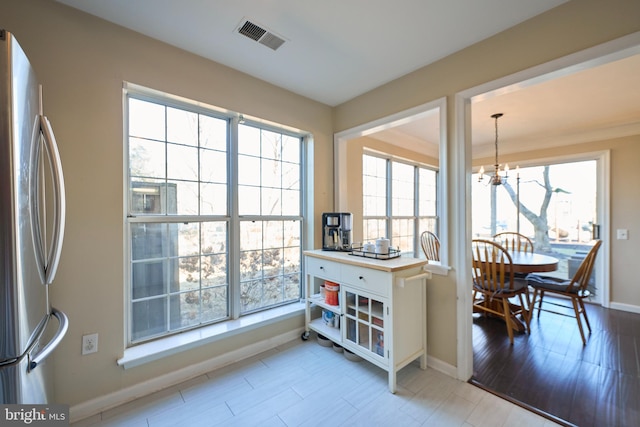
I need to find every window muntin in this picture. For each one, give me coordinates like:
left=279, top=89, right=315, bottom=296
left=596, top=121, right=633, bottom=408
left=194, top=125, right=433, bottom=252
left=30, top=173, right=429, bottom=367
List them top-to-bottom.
left=126, top=92, right=303, bottom=344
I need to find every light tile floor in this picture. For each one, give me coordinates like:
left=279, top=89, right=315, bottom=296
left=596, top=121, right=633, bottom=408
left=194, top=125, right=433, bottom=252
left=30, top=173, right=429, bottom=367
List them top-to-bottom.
left=72, top=337, right=561, bottom=427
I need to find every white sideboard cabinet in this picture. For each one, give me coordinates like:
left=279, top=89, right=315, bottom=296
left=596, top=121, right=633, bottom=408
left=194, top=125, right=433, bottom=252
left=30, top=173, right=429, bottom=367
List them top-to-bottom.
left=302, top=250, right=430, bottom=393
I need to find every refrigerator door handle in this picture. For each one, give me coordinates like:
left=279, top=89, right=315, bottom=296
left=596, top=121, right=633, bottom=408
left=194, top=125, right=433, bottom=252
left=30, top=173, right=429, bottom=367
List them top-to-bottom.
left=30, top=113, right=66, bottom=286
left=40, top=114, right=66, bottom=285
left=29, top=116, right=47, bottom=285
left=29, top=307, right=69, bottom=371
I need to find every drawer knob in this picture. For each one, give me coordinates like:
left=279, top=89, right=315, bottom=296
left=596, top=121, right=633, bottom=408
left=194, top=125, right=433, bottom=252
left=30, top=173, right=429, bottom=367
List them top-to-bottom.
left=320, top=266, right=324, bottom=270
left=359, top=276, right=364, bottom=280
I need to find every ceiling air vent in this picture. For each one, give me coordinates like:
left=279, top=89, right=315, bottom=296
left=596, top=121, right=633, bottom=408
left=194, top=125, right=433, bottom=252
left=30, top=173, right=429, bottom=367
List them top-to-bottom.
left=236, top=19, right=286, bottom=51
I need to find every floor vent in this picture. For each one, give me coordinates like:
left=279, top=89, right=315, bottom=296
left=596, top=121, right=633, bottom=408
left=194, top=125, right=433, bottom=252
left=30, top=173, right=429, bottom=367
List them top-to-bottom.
left=236, top=19, right=286, bottom=51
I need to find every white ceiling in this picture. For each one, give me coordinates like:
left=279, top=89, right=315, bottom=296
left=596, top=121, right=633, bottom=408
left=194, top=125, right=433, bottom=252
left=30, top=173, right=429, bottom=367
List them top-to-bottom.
left=55, top=0, right=567, bottom=106
left=56, top=0, right=639, bottom=156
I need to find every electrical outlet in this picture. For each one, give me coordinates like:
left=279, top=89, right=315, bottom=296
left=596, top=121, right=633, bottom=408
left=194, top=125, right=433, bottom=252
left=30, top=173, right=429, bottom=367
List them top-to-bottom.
left=82, top=333, right=98, bottom=355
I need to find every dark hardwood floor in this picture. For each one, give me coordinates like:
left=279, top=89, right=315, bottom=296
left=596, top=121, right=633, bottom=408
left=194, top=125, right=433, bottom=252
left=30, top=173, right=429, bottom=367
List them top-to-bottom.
left=471, top=296, right=640, bottom=427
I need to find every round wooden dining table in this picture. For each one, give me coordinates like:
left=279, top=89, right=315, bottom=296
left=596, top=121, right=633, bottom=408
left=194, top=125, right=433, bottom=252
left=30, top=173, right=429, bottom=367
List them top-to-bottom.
left=508, top=251, right=559, bottom=274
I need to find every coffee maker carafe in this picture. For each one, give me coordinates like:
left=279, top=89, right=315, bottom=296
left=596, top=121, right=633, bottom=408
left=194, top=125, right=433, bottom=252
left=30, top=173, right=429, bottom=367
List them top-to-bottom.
left=322, top=212, right=352, bottom=251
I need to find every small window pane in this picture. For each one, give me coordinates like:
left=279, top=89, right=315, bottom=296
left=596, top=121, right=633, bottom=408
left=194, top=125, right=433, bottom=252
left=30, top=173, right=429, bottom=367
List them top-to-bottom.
left=129, top=99, right=165, bottom=141
left=167, top=107, right=198, bottom=146
left=200, top=115, right=227, bottom=151
left=238, top=124, right=261, bottom=156
left=261, top=130, right=282, bottom=160
left=129, top=137, right=165, bottom=179
left=167, top=143, right=198, bottom=181
left=200, top=149, right=226, bottom=183
left=238, top=155, right=261, bottom=186
left=261, top=158, right=282, bottom=188
left=170, top=180, right=199, bottom=215
left=200, top=183, right=227, bottom=215
left=238, top=185, right=260, bottom=215
left=262, top=188, right=281, bottom=216
left=132, top=261, right=166, bottom=298
left=132, top=298, right=166, bottom=341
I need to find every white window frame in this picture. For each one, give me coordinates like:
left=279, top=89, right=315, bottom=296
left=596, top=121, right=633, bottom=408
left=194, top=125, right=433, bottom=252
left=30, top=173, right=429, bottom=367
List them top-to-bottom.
left=123, top=83, right=307, bottom=346
left=362, top=152, right=439, bottom=257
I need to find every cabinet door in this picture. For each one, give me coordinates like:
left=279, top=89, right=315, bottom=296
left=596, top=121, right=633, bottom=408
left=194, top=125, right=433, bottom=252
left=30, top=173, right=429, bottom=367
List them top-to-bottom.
left=343, top=288, right=387, bottom=364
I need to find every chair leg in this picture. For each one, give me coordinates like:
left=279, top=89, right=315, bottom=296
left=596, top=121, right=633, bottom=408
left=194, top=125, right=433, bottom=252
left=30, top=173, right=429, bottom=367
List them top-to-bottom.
left=536, top=289, right=545, bottom=319
left=518, top=293, right=531, bottom=333
left=571, top=297, right=587, bottom=345
left=502, top=298, right=515, bottom=345
left=578, top=298, right=592, bottom=333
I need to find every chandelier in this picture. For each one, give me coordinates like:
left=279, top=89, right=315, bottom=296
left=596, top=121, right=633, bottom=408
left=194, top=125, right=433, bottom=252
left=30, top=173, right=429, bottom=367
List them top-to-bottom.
left=478, top=113, right=509, bottom=185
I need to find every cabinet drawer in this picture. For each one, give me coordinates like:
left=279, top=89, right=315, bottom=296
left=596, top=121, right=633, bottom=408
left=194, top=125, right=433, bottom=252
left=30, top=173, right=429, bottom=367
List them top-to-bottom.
left=306, top=257, right=340, bottom=282
left=341, top=264, right=390, bottom=296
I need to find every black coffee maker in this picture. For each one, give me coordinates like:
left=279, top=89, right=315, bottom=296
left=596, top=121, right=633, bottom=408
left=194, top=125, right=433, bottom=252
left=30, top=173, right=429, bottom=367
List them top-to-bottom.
left=322, top=212, right=352, bottom=251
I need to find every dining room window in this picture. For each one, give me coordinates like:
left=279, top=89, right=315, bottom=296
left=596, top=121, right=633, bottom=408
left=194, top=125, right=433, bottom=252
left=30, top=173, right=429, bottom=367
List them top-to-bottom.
left=125, top=85, right=305, bottom=345
left=362, top=153, right=438, bottom=256
left=472, top=159, right=599, bottom=296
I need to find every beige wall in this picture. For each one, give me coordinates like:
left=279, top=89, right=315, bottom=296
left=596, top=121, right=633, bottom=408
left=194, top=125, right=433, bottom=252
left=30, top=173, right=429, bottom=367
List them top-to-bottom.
left=3, top=0, right=640, bottom=415
left=3, top=0, right=334, bottom=408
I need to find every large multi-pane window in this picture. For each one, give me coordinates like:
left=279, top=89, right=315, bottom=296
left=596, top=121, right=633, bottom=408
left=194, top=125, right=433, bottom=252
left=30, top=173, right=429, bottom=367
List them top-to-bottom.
left=125, top=88, right=303, bottom=344
left=362, top=153, right=438, bottom=256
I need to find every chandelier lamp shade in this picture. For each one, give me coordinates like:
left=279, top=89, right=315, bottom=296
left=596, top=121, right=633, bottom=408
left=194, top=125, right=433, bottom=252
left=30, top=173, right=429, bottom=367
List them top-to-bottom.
left=478, top=113, right=509, bottom=185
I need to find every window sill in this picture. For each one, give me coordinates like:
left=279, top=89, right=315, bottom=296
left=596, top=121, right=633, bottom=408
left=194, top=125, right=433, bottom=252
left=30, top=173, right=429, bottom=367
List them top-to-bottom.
left=424, top=261, right=451, bottom=276
left=117, top=302, right=305, bottom=369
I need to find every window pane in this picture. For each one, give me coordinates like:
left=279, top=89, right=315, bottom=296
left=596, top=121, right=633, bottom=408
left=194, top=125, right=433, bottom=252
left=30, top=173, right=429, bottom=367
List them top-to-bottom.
left=129, top=98, right=165, bottom=141
left=167, top=107, right=198, bottom=146
left=199, top=115, right=227, bottom=151
left=238, top=124, right=261, bottom=156
left=261, top=130, right=281, bottom=160
left=281, top=135, right=300, bottom=163
left=129, top=137, right=165, bottom=179
left=167, top=143, right=198, bottom=181
left=200, top=149, right=226, bottom=183
left=238, top=155, right=261, bottom=186
left=363, top=155, right=387, bottom=216
left=261, top=158, right=281, bottom=188
left=282, top=162, right=299, bottom=190
left=392, top=162, right=414, bottom=216
left=419, top=168, right=437, bottom=216
left=171, top=180, right=199, bottom=215
left=130, top=181, right=167, bottom=214
left=200, top=182, right=226, bottom=215
left=238, top=185, right=260, bottom=215
left=262, top=187, right=281, bottom=216
left=392, top=218, right=414, bottom=254
left=364, top=219, right=386, bottom=242
left=239, top=220, right=301, bottom=314
left=131, top=223, right=171, bottom=260
left=132, top=261, right=166, bottom=299
left=132, top=298, right=166, bottom=341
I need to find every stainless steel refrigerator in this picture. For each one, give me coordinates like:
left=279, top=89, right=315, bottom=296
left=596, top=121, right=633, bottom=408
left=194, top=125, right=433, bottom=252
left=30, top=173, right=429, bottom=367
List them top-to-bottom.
left=0, top=29, right=69, bottom=404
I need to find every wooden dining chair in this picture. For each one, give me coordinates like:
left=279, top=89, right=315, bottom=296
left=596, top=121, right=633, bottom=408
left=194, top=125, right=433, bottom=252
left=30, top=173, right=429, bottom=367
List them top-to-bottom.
left=420, top=231, right=440, bottom=261
left=493, top=231, right=534, bottom=253
left=471, top=239, right=531, bottom=344
left=527, top=239, right=602, bottom=345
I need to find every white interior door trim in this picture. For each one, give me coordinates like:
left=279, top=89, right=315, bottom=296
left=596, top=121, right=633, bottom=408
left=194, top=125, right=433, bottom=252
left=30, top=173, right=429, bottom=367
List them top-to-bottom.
left=454, top=31, right=640, bottom=382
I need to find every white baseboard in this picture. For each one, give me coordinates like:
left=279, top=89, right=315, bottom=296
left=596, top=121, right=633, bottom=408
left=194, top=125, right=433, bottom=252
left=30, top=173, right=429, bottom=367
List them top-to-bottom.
left=609, top=301, right=640, bottom=314
left=70, top=328, right=304, bottom=424
left=426, top=355, right=458, bottom=379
